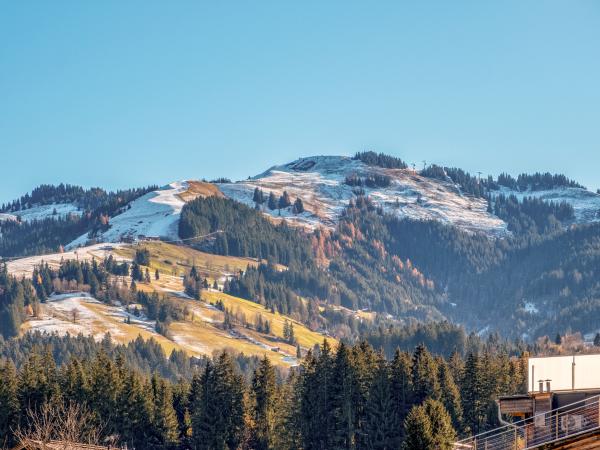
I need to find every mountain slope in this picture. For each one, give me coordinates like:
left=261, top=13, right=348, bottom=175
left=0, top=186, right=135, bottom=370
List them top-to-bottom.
left=218, top=155, right=510, bottom=236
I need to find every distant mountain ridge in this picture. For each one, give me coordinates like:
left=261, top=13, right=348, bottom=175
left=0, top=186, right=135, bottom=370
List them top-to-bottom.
left=3, top=152, right=600, bottom=341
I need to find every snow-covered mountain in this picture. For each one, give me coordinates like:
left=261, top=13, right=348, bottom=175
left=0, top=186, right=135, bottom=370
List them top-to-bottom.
left=61, top=155, right=600, bottom=248
left=220, top=155, right=509, bottom=236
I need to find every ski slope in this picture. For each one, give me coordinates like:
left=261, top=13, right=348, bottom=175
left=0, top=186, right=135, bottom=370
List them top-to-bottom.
left=67, top=182, right=188, bottom=248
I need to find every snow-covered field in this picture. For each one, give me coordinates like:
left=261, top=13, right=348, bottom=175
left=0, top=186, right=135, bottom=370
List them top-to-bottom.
left=219, top=156, right=509, bottom=236
left=67, top=182, right=188, bottom=248
left=491, top=186, right=600, bottom=225
left=13, top=203, right=82, bottom=222
left=5, top=242, right=127, bottom=278
left=25, top=292, right=155, bottom=341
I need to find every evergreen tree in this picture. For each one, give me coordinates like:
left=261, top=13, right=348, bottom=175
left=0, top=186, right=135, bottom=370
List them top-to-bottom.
left=278, top=191, right=291, bottom=209
left=267, top=192, right=278, bottom=210
left=293, top=198, right=305, bottom=214
left=155, top=269, right=160, bottom=281
left=594, top=333, right=600, bottom=347
left=330, top=342, right=358, bottom=449
left=411, top=344, right=440, bottom=404
left=389, top=350, right=412, bottom=447
left=191, top=353, right=245, bottom=450
left=461, top=353, right=486, bottom=434
left=250, top=356, right=277, bottom=450
left=363, top=356, right=394, bottom=450
left=438, top=359, right=463, bottom=433
left=0, top=360, right=19, bottom=448
left=118, top=371, right=152, bottom=449
left=148, top=374, right=180, bottom=449
left=423, top=398, right=456, bottom=450
left=403, top=404, right=434, bottom=450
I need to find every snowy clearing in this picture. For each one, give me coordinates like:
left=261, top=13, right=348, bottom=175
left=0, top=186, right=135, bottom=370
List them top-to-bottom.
left=67, top=182, right=188, bottom=248
left=491, top=186, right=600, bottom=226
left=13, top=203, right=82, bottom=222
left=5, top=242, right=128, bottom=278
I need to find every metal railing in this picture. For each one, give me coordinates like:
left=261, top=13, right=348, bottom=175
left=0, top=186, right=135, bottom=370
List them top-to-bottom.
left=453, top=395, right=600, bottom=450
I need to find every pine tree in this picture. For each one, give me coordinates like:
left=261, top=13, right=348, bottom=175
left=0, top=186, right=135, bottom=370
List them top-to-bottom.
left=278, top=191, right=291, bottom=209
left=267, top=192, right=277, bottom=210
left=293, top=198, right=305, bottom=214
left=155, top=269, right=160, bottom=280
left=594, top=333, right=600, bottom=347
left=330, top=342, right=358, bottom=449
left=411, top=344, right=440, bottom=404
left=389, top=349, right=412, bottom=447
left=88, top=350, right=122, bottom=435
left=461, top=352, right=486, bottom=434
left=191, top=353, right=245, bottom=450
left=250, top=356, right=277, bottom=450
left=363, top=356, right=394, bottom=450
left=60, top=358, right=88, bottom=406
left=438, top=359, right=463, bottom=433
left=0, top=360, right=19, bottom=448
left=118, top=371, right=152, bottom=449
left=148, top=374, right=180, bottom=449
left=423, top=398, right=456, bottom=450
left=403, top=404, right=434, bottom=450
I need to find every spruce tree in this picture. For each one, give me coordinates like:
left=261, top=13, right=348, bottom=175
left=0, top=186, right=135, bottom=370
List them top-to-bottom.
left=267, top=192, right=277, bottom=210
left=293, top=198, right=305, bottom=214
left=411, top=344, right=440, bottom=404
left=389, top=349, right=412, bottom=447
left=461, top=352, right=486, bottom=434
left=191, top=353, right=244, bottom=450
left=250, top=356, right=277, bottom=450
left=363, top=356, right=394, bottom=450
left=438, top=359, right=463, bottom=433
left=0, top=360, right=19, bottom=448
left=118, top=371, right=152, bottom=449
left=148, top=374, right=180, bottom=449
left=423, top=398, right=456, bottom=450
left=403, top=404, right=433, bottom=450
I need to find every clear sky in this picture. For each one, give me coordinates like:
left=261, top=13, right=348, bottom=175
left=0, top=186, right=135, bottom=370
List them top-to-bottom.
left=1, top=1, right=599, bottom=203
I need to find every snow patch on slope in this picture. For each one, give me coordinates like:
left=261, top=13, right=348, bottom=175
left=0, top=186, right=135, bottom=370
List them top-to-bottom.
left=67, top=182, right=188, bottom=248
left=491, top=186, right=600, bottom=225
left=14, top=203, right=82, bottom=222
left=6, top=243, right=127, bottom=278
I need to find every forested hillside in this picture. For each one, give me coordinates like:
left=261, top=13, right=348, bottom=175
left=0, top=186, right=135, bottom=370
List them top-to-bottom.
left=3, top=154, right=600, bottom=340
left=0, top=184, right=156, bottom=256
left=0, top=332, right=528, bottom=450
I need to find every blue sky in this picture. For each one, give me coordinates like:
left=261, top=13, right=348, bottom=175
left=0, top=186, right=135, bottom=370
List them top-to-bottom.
left=1, top=1, right=599, bottom=203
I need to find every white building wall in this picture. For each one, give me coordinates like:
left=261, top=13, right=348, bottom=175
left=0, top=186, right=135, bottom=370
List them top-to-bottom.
left=528, top=354, right=600, bottom=392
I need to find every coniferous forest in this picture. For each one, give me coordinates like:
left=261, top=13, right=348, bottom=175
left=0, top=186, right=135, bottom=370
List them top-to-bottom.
left=0, top=331, right=528, bottom=450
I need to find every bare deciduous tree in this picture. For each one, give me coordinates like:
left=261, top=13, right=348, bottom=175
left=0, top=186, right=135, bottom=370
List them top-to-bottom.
left=14, top=401, right=104, bottom=449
